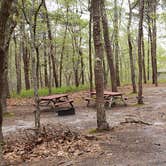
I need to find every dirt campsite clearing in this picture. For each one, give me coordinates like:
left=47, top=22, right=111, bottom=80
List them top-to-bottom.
left=2, top=84, right=166, bottom=166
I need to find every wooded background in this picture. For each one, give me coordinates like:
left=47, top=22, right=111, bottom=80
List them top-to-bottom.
left=4, top=0, right=166, bottom=96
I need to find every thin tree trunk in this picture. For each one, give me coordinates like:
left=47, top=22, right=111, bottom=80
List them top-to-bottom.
left=43, top=0, right=58, bottom=87
left=92, top=0, right=109, bottom=131
left=100, top=0, right=117, bottom=92
left=114, top=0, right=120, bottom=86
left=127, top=0, right=137, bottom=93
left=137, top=0, right=144, bottom=104
left=148, top=0, right=158, bottom=86
left=152, top=0, right=158, bottom=86
left=59, top=6, right=69, bottom=87
left=88, top=6, right=93, bottom=94
left=148, top=13, right=154, bottom=83
left=21, top=19, right=30, bottom=90
left=59, top=26, right=67, bottom=87
left=142, top=31, right=147, bottom=84
left=43, top=32, right=49, bottom=87
left=14, top=34, right=22, bottom=94
left=71, top=35, right=80, bottom=87
left=147, top=35, right=150, bottom=81
left=22, top=42, right=30, bottom=90
left=35, top=46, right=40, bottom=88
left=79, top=47, right=84, bottom=85
left=103, top=57, right=107, bottom=88
left=39, top=65, right=43, bottom=88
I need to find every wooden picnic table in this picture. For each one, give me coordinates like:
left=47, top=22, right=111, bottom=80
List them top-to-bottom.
left=85, top=91, right=127, bottom=107
left=38, top=94, right=74, bottom=108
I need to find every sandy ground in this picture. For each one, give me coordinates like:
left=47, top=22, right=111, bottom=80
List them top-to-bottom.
left=2, top=84, right=166, bottom=166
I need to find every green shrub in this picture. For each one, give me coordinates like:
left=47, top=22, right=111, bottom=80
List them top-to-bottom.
left=11, top=85, right=89, bottom=98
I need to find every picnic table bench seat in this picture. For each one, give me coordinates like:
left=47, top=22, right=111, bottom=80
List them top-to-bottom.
left=54, top=99, right=74, bottom=107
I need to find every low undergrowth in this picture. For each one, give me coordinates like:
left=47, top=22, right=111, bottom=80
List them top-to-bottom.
left=11, top=85, right=89, bottom=98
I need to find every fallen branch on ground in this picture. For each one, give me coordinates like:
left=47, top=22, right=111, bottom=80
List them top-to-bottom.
left=120, top=118, right=152, bottom=126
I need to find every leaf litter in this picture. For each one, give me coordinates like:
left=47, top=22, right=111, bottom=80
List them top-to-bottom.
left=2, top=123, right=101, bottom=165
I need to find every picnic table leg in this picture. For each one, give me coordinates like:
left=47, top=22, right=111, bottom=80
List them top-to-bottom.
left=121, top=95, right=127, bottom=106
left=104, top=97, right=113, bottom=108
left=109, top=97, right=113, bottom=107
left=70, top=102, right=74, bottom=108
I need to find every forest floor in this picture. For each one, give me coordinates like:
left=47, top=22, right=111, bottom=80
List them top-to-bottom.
left=2, top=83, right=166, bottom=166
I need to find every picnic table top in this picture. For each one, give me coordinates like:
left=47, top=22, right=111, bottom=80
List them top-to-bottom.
left=90, top=91, right=123, bottom=96
left=39, top=94, right=68, bottom=100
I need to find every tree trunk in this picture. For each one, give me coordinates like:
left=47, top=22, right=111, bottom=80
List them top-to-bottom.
left=0, top=0, right=14, bottom=143
left=43, top=0, right=59, bottom=87
left=92, top=0, right=109, bottom=131
left=100, top=0, right=117, bottom=92
left=114, top=0, right=120, bottom=86
left=127, top=0, right=137, bottom=93
left=137, top=0, right=144, bottom=104
left=148, top=0, right=158, bottom=86
left=152, top=0, right=158, bottom=86
left=59, top=6, right=69, bottom=87
left=88, top=6, right=93, bottom=94
left=21, top=20, right=30, bottom=90
left=59, top=25, right=68, bottom=87
left=142, top=31, right=147, bottom=84
left=43, top=32, right=49, bottom=87
left=13, top=34, right=22, bottom=94
left=147, top=35, right=150, bottom=81
left=22, top=42, right=30, bottom=90
left=35, top=46, right=40, bottom=88
left=79, top=48, right=84, bottom=85
left=103, top=57, right=107, bottom=88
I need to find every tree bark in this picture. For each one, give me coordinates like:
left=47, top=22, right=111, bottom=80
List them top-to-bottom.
left=0, top=0, right=14, bottom=143
left=22, top=0, right=44, bottom=129
left=43, top=0, right=59, bottom=87
left=92, top=0, right=109, bottom=131
left=100, top=0, right=117, bottom=92
left=114, top=0, right=120, bottom=86
left=127, top=0, right=137, bottom=93
left=137, top=0, right=144, bottom=104
left=147, top=0, right=158, bottom=86
left=152, top=0, right=158, bottom=86
left=88, top=5, right=93, bottom=94
left=59, top=6, right=69, bottom=87
left=21, top=18, right=30, bottom=90
left=142, top=31, right=147, bottom=84
left=43, top=32, right=49, bottom=87
left=13, top=34, right=22, bottom=94
left=147, top=35, right=150, bottom=81
left=22, top=42, right=30, bottom=90
left=79, top=46, right=84, bottom=85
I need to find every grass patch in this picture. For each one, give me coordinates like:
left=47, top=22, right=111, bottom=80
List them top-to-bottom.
left=158, top=79, right=166, bottom=83
left=11, top=85, right=89, bottom=98
left=127, top=92, right=137, bottom=97
left=130, top=103, right=145, bottom=107
left=88, top=128, right=97, bottom=134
